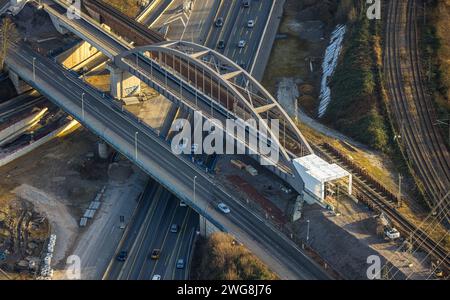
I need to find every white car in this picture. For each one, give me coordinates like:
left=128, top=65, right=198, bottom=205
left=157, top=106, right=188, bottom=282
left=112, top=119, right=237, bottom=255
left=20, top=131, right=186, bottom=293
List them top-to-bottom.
left=247, top=20, right=255, bottom=28
left=238, top=40, right=246, bottom=48
left=180, top=201, right=187, bottom=207
left=217, top=203, right=231, bottom=214
left=152, top=274, right=161, bottom=280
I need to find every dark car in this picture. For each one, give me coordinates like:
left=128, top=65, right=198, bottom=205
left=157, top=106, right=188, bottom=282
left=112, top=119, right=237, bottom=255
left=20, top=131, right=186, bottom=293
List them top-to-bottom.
left=243, top=0, right=250, bottom=8
left=215, top=17, right=224, bottom=27
left=217, top=40, right=225, bottom=49
left=150, top=249, right=161, bottom=260
left=116, top=251, right=128, bottom=262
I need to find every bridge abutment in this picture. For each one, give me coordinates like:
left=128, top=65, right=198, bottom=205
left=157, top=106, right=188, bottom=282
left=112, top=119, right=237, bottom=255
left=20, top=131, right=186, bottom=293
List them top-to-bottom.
left=48, top=13, right=69, bottom=35
left=56, top=41, right=100, bottom=70
left=8, top=69, right=32, bottom=94
left=199, top=215, right=221, bottom=237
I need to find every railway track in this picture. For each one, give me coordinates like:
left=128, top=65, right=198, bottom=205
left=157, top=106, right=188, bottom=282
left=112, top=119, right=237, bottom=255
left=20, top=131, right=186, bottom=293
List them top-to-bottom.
left=83, top=0, right=165, bottom=45
left=384, top=0, right=450, bottom=216
left=313, top=143, right=449, bottom=273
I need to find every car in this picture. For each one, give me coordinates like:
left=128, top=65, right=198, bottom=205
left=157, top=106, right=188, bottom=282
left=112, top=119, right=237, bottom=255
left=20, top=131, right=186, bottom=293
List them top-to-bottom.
left=242, top=0, right=250, bottom=8
left=215, top=18, right=224, bottom=27
left=247, top=20, right=255, bottom=28
left=217, top=40, right=225, bottom=49
left=238, top=40, right=246, bottom=48
left=180, top=201, right=187, bottom=207
left=217, top=203, right=231, bottom=214
left=170, top=224, right=179, bottom=233
left=384, top=227, right=400, bottom=240
left=150, top=249, right=161, bottom=260
left=116, top=251, right=128, bottom=262
left=176, top=258, right=185, bottom=269
left=152, top=274, right=162, bottom=280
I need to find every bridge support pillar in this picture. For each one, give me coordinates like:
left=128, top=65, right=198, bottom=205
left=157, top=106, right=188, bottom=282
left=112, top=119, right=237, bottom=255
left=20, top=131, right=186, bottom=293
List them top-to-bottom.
left=48, top=14, right=69, bottom=35
left=107, top=65, right=141, bottom=100
left=8, top=69, right=32, bottom=94
left=160, top=104, right=179, bottom=139
left=199, top=215, right=221, bottom=237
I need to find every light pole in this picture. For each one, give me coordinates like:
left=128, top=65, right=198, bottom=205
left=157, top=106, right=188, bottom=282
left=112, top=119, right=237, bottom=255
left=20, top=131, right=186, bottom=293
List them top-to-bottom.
left=32, top=57, right=36, bottom=81
left=81, top=92, right=85, bottom=120
left=134, top=131, right=139, bottom=161
left=193, top=175, right=197, bottom=203
left=306, top=219, right=310, bottom=244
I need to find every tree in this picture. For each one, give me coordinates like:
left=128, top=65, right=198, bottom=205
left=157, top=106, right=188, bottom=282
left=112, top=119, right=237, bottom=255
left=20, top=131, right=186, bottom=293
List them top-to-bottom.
left=0, top=17, right=18, bottom=72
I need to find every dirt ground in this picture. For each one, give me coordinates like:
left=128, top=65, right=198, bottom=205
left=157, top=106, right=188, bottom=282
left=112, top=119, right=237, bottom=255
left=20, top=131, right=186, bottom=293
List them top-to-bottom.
left=262, top=0, right=327, bottom=115
left=0, top=127, right=147, bottom=279
left=0, top=129, right=110, bottom=273
left=296, top=197, right=431, bottom=280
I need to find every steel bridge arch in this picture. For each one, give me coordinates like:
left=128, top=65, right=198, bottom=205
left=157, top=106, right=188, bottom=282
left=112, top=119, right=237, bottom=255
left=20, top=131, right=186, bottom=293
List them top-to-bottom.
left=115, top=40, right=313, bottom=166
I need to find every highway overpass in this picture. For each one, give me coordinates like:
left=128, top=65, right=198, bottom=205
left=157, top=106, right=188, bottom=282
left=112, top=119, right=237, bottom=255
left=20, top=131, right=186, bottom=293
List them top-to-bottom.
left=5, top=41, right=331, bottom=280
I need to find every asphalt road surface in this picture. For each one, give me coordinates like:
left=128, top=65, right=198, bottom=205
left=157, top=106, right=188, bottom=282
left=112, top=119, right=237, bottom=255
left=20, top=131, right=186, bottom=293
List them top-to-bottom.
left=205, top=0, right=272, bottom=71
left=105, top=180, right=198, bottom=280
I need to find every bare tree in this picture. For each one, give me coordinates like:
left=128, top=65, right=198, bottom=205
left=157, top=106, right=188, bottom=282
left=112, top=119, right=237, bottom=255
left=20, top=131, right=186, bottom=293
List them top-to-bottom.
left=0, top=17, right=18, bottom=72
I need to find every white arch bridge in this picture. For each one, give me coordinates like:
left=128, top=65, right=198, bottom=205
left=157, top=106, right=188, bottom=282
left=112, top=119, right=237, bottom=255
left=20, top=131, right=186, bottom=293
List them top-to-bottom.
left=114, top=41, right=315, bottom=192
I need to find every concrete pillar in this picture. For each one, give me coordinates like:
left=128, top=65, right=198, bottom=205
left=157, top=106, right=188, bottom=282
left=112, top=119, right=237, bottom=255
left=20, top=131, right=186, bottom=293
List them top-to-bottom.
left=48, top=14, right=69, bottom=35
left=56, top=41, right=99, bottom=70
left=107, top=64, right=141, bottom=100
left=8, top=69, right=32, bottom=94
left=160, top=103, right=180, bottom=139
left=98, top=141, right=109, bottom=160
left=291, top=194, right=304, bottom=222
left=199, top=215, right=221, bottom=237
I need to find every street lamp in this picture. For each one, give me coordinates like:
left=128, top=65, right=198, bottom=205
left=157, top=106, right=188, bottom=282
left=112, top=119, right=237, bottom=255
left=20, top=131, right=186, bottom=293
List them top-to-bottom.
left=32, top=57, right=36, bottom=81
left=81, top=92, right=85, bottom=120
left=134, top=131, right=139, bottom=161
left=193, top=175, right=197, bottom=203
left=306, top=220, right=310, bottom=244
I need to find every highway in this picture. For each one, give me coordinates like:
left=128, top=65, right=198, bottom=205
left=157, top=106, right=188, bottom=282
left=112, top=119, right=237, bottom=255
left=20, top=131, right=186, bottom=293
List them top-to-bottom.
left=204, top=0, right=272, bottom=72
left=223, top=0, right=272, bottom=70
left=6, top=43, right=330, bottom=280
left=105, top=180, right=198, bottom=280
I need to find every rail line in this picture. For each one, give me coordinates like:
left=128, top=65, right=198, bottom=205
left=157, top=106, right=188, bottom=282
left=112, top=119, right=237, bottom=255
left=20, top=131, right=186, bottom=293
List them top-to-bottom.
left=83, top=0, right=165, bottom=45
left=384, top=0, right=450, bottom=215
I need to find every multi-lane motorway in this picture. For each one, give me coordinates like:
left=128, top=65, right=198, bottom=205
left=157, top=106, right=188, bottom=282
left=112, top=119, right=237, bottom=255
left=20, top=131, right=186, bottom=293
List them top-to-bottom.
left=204, top=0, right=272, bottom=72
left=105, top=180, right=198, bottom=280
